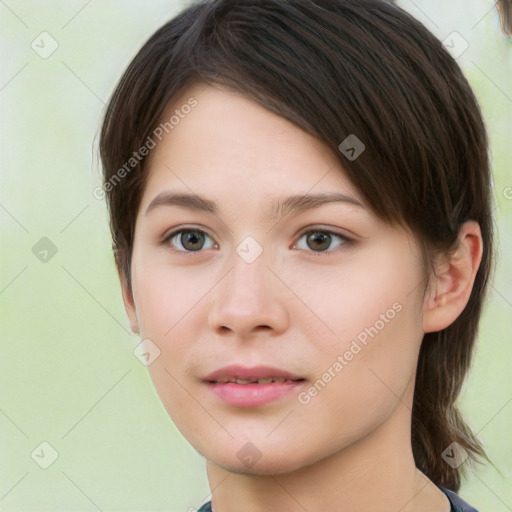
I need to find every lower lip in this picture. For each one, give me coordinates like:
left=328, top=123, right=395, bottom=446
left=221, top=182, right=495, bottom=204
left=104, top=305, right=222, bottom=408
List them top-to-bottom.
left=205, top=380, right=306, bottom=407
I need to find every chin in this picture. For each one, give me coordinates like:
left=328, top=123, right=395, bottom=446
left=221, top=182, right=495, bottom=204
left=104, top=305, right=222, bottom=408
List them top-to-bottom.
left=205, top=441, right=329, bottom=477
left=214, top=456, right=305, bottom=476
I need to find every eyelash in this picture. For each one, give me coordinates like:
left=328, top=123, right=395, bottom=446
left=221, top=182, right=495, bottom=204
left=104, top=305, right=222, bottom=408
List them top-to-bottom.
left=160, top=226, right=354, bottom=256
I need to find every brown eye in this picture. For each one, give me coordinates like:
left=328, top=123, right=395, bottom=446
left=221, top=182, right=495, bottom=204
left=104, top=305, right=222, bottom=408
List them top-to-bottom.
left=165, top=229, right=215, bottom=252
left=295, top=229, right=351, bottom=254
left=180, top=230, right=206, bottom=251
left=306, top=231, right=331, bottom=251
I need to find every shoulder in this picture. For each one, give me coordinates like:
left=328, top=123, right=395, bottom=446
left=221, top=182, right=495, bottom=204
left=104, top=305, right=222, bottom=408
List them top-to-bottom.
left=439, top=486, right=481, bottom=512
left=196, top=501, right=212, bottom=512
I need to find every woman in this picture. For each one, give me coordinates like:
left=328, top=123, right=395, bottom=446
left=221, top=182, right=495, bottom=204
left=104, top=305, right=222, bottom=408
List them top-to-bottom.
left=98, top=0, right=495, bottom=510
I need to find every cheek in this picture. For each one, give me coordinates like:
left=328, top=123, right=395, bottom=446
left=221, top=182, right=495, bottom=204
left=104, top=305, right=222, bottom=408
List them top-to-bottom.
left=282, top=245, right=424, bottom=353
left=292, top=247, right=424, bottom=426
left=328, top=248, right=425, bottom=387
left=130, top=253, right=217, bottom=381
left=131, top=258, right=208, bottom=338
left=130, top=260, right=207, bottom=430
left=292, top=300, right=422, bottom=455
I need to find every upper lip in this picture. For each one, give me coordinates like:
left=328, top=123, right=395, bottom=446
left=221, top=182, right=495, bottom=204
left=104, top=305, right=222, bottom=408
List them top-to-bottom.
left=203, top=365, right=305, bottom=382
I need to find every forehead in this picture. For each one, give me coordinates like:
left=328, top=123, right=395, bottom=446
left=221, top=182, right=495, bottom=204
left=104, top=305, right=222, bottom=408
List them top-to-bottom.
left=149, top=81, right=334, bottom=164
left=141, top=83, right=363, bottom=211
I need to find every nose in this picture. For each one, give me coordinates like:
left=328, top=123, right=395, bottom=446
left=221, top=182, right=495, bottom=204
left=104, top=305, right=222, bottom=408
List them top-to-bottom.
left=207, top=251, right=290, bottom=339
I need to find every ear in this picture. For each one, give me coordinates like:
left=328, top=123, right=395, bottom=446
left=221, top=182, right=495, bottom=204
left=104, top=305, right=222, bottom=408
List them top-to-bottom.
left=422, top=221, right=483, bottom=333
left=118, top=267, right=140, bottom=335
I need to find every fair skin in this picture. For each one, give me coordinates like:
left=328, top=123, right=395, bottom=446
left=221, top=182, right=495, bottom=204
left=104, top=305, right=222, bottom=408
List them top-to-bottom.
left=120, top=83, right=482, bottom=512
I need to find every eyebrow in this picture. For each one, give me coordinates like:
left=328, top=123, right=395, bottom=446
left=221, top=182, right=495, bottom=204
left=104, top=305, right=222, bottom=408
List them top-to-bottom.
left=145, top=191, right=365, bottom=222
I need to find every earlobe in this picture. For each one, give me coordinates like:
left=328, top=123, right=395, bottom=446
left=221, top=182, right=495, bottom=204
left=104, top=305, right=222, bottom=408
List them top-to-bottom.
left=422, top=221, right=483, bottom=333
left=119, top=270, right=140, bottom=335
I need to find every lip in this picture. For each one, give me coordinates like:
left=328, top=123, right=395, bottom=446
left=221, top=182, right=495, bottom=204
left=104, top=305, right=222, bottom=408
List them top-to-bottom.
left=203, top=364, right=305, bottom=382
left=202, top=365, right=306, bottom=408
left=205, top=380, right=306, bottom=407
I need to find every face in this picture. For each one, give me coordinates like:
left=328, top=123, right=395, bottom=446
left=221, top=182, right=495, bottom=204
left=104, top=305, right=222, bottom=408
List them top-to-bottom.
left=123, top=82, right=430, bottom=475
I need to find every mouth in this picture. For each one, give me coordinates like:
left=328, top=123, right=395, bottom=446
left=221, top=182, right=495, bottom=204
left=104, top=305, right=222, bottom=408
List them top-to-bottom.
left=202, top=364, right=306, bottom=384
left=202, top=365, right=307, bottom=407
left=205, top=376, right=306, bottom=384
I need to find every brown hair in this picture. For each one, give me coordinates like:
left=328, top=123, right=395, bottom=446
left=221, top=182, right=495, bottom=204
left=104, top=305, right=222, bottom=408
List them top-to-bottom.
left=99, top=0, right=495, bottom=492
left=496, top=0, right=512, bottom=37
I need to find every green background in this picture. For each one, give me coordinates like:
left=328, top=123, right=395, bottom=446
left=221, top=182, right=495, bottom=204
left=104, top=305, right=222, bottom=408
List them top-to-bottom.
left=1, top=1, right=511, bottom=510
